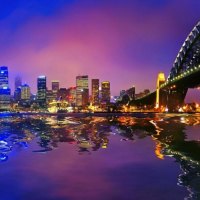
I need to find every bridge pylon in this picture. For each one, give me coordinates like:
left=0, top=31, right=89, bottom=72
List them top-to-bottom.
left=156, top=72, right=165, bottom=109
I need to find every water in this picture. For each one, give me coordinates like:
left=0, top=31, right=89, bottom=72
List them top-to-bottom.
left=0, top=113, right=200, bottom=200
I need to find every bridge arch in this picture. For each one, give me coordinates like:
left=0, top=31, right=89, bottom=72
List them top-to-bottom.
left=168, top=21, right=200, bottom=81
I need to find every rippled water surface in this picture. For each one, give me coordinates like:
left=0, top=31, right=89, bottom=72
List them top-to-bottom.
left=1, top=113, right=200, bottom=200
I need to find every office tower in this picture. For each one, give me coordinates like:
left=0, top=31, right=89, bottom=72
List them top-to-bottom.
left=0, top=66, right=10, bottom=110
left=0, top=66, right=9, bottom=87
left=76, top=75, right=89, bottom=107
left=15, top=76, right=22, bottom=90
left=37, top=76, right=46, bottom=106
left=91, top=79, right=99, bottom=105
left=52, top=80, right=59, bottom=100
left=52, top=80, right=59, bottom=91
left=101, top=81, right=110, bottom=104
left=21, top=84, right=31, bottom=100
left=126, top=86, right=135, bottom=100
left=14, top=87, right=21, bottom=102
left=66, top=87, right=76, bottom=106
left=57, top=88, right=68, bottom=100
left=46, top=90, right=54, bottom=103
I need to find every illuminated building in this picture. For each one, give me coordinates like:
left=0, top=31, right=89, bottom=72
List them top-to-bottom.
left=0, top=66, right=10, bottom=110
left=0, top=66, right=9, bottom=87
left=76, top=75, right=89, bottom=107
left=15, top=76, right=22, bottom=90
left=37, top=76, right=46, bottom=106
left=91, top=79, right=99, bottom=105
left=52, top=80, right=59, bottom=100
left=52, top=80, right=59, bottom=91
left=101, top=81, right=110, bottom=104
left=21, top=84, right=31, bottom=100
left=14, top=87, right=21, bottom=102
left=67, top=87, right=76, bottom=106
left=0, top=88, right=11, bottom=110
left=57, top=88, right=68, bottom=100
left=46, top=90, right=54, bottom=103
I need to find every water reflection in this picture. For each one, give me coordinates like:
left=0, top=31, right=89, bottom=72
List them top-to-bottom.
left=0, top=113, right=200, bottom=198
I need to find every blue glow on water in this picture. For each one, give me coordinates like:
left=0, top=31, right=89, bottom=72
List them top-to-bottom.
left=0, top=113, right=199, bottom=199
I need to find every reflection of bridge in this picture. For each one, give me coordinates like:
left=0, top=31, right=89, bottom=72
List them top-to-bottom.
left=134, top=21, right=200, bottom=111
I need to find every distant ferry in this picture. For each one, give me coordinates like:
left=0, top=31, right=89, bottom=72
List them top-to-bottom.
left=47, top=100, right=68, bottom=113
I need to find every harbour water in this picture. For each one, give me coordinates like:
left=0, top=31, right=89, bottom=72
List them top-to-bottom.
left=0, top=113, right=200, bottom=200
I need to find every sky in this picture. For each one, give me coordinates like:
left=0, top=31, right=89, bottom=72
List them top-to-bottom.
left=0, top=0, right=200, bottom=100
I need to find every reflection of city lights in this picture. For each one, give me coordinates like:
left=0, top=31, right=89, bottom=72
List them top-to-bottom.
left=178, top=107, right=183, bottom=112
left=155, top=142, right=164, bottom=160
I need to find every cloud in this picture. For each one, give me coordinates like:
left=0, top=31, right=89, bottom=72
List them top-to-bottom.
left=0, top=0, right=199, bottom=96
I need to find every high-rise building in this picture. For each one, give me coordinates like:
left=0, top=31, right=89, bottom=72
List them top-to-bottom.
left=0, top=66, right=10, bottom=110
left=0, top=66, right=9, bottom=88
left=76, top=75, right=89, bottom=107
left=15, top=76, right=22, bottom=90
left=37, top=76, right=46, bottom=106
left=91, top=79, right=99, bottom=105
left=52, top=80, right=59, bottom=100
left=52, top=80, right=59, bottom=91
left=101, top=81, right=110, bottom=104
left=21, top=84, right=31, bottom=100
left=126, top=86, right=135, bottom=100
left=14, top=87, right=21, bottom=102
left=66, top=87, right=76, bottom=106
left=57, top=88, right=68, bottom=100
left=46, top=90, right=54, bottom=103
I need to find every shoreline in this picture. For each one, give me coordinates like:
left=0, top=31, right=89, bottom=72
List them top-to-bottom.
left=0, top=111, right=200, bottom=117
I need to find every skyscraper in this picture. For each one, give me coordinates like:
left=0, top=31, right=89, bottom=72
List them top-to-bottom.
left=0, top=66, right=10, bottom=110
left=0, top=66, right=9, bottom=88
left=76, top=75, right=89, bottom=107
left=15, top=76, right=22, bottom=90
left=37, top=76, right=46, bottom=106
left=91, top=79, right=99, bottom=105
left=52, top=80, right=59, bottom=100
left=52, top=80, right=59, bottom=91
left=101, top=81, right=110, bottom=104
left=21, top=84, right=31, bottom=100
left=14, top=87, right=21, bottom=102
left=67, top=87, right=76, bottom=106
left=57, top=88, right=68, bottom=100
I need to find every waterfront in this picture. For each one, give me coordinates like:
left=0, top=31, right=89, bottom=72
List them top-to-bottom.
left=0, top=113, right=200, bottom=200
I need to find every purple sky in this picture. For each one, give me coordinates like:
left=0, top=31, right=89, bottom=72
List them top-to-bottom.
left=0, top=0, right=200, bottom=100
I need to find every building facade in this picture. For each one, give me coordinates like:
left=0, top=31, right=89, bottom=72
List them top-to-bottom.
left=0, top=66, right=11, bottom=110
left=76, top=75, right=89, bottom=107
left=15, top=76, right=22, bottom=90
left=37, top=76, right=46, bottom=106
left=91, top=79, right=99, bottom=106
left=52, top=80, right=59, bottom=100
left=101, top=81, right=110, bottom=104
left=21, top=84, right=31, bottom=100
left=14, top=87, right=21, bottom=102
left=66, top=87, right=76, bottom=106
left=57, top=88, right=68, bottom=101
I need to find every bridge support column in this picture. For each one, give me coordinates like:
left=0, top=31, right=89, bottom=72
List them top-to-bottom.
left=156, top=72, right=166, bottom=109
left=165, top=88, right=188, bottom=112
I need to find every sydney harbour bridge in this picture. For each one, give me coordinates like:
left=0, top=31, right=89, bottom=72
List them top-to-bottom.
left=133, top=21, right=200, bottom=111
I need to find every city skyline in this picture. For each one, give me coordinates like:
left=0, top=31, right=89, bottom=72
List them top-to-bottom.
left=0, top=1, right=200, bottom=101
